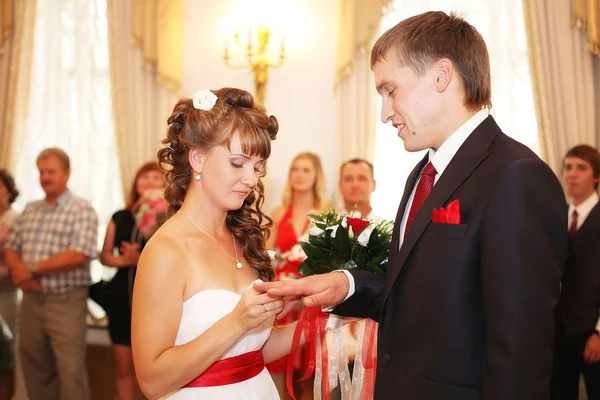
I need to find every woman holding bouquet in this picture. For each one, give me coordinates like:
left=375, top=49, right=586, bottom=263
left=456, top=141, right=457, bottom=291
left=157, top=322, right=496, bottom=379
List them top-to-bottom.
left=132, top=88, right=304, bottom=399
left=265, top=152, right=329, bottom=400
left=100, top=161, right=165, bottom=400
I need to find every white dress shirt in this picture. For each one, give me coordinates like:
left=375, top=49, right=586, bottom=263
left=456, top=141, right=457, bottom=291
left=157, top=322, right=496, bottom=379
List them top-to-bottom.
left=340, top=109, right=490, bottom=300
left=568, top=191, right=600, bottom=332
left=568, top=192, right=598, bottom=230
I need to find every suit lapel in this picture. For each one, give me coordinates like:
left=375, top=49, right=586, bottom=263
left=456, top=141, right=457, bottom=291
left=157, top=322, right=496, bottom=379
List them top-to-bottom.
left=383, top=116, right=501, bottom=304
left=576, top=201, right=600, bottom=235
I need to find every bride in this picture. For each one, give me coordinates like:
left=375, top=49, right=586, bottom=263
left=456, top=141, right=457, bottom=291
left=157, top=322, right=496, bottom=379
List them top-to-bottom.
left=131, top=88, right=298, bottom=399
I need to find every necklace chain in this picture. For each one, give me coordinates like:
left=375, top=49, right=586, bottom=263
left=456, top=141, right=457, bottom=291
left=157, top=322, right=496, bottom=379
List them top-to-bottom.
left=177, top=210, right=242, bottom=269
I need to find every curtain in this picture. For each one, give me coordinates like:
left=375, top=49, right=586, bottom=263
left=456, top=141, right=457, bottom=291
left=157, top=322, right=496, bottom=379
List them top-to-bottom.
left=0, top=0, right=36, bottom=171
left=0, top=0, right=13, bottom=49
left=12, top=0, right=123, bottom=247
left=108, top=0, right=179, bottom=198
left=131, top=0, right=182, bottom=91
left=334, top=0, right=392, bottom=202
left=336, top=0, right=392, bottom=84
left=523, top=0, right=597, bottom=173
left=572, top=0, right=600, bottom=56
left=335, top=50, right=378, bottom=169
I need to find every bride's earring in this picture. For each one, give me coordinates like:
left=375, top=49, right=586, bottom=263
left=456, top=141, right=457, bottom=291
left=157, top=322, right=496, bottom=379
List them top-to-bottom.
left=195, top=173, right=201, bottom=181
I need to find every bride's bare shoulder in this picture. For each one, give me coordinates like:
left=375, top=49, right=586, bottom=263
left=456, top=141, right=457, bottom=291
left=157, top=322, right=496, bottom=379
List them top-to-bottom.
left=137, top=221, right=188, bottom=273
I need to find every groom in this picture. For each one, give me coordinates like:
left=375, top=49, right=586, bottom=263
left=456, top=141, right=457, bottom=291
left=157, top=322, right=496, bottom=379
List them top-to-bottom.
left=256, top=11, right=568, bottom=399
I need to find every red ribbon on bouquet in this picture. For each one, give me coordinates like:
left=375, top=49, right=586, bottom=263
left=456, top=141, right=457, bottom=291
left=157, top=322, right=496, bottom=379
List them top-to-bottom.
left=287, top=306, right=330, bottom=400
left=360, top=319, right=378, bottom=400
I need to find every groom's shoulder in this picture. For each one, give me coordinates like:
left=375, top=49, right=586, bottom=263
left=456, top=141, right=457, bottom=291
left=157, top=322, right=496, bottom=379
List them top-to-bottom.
left=475, top=129, right=558, bottom=190
left=482, top=129, right=554, bottom=178
left=489, top=130, right=540, bottom=164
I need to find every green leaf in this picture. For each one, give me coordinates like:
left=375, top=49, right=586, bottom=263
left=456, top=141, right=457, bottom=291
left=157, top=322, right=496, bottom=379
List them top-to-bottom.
left=308, top=235, right=328, bottom=247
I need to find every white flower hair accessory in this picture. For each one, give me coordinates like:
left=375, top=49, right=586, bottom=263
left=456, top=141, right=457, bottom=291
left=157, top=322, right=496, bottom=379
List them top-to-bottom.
left=192, top=89, right=218, bottom=111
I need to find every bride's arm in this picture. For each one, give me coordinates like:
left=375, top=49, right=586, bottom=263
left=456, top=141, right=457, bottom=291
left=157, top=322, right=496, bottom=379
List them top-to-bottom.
left=131, top=236, right=281, bottom=400
left=262, top=321, right=300, bottom=363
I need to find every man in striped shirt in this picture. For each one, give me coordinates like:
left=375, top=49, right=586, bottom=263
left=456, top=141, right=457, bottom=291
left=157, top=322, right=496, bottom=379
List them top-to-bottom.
left=4, top=148, right=98, bottom=400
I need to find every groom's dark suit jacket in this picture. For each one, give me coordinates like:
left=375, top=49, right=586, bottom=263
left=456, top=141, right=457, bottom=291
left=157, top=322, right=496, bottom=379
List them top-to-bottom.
left=335, top=117, right=568, bottom=399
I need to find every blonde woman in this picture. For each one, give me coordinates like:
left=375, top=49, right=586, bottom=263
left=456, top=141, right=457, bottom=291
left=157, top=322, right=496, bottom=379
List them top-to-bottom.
left=265, top=152, right=329, bottom=400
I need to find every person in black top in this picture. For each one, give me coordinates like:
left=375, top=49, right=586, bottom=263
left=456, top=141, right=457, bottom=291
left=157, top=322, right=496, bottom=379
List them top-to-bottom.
left=551, top=144, right=600, bottom=400
left=100, top=161, right=164, bottom=400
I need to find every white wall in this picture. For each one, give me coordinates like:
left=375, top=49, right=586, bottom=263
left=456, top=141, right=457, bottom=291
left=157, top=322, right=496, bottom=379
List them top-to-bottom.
left=182, top=0, right=338, bottom=213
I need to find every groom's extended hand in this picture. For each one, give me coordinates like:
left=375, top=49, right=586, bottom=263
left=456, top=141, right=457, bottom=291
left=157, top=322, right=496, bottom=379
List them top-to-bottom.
left=253, top=272, right=350, bottom=319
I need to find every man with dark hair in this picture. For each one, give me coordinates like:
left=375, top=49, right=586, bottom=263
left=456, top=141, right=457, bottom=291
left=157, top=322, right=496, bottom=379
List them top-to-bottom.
left=257, top=11, right=567, bottom=399
left=551, top=144, right=600, bottom=399
left=4, top=148, right=97, bottom=400
left=338, top=158, right=381, bottom=220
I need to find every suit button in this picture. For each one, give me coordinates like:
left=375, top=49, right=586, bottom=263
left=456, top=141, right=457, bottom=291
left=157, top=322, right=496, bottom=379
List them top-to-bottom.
left=382, top=353, right=391, bottom=364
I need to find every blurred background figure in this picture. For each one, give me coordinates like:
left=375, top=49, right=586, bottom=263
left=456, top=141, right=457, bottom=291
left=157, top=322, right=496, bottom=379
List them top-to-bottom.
left=552, top=145, right=600, bottom=400
left=4, top=148, right=98, bottom=400
left=266, top=152, right=330, bottom=400
left=336, top=158, right=383, bottom=390
left=338, top=158, right=381, bottom=220
left=100, top=161, right=164, bottom=400
left=0, top=169, right=20, bottom=400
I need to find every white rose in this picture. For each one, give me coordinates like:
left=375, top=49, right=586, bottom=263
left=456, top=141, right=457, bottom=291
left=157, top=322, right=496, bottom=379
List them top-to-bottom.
left=193, top=89, right=218, bottom=111
left=357, top=223, right=376, bottom=247
left=308, top=225, right=325, bottom=237
left=326, top=225, right=339, bottom=238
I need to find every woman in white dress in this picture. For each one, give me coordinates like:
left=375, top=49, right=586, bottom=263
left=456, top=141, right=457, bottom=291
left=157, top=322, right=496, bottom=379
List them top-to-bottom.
left=132, top=88, right=300, bottom=400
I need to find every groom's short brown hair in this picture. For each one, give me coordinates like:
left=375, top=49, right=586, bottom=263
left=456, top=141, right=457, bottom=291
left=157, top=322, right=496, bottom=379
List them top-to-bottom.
left=371, top=11, right=492, bottom=111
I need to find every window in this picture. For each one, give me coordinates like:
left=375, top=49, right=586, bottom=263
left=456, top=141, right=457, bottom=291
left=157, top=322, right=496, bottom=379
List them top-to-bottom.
left=13, top=0, right=123, bottom=282
left=371, top=0, right=539, bottom=219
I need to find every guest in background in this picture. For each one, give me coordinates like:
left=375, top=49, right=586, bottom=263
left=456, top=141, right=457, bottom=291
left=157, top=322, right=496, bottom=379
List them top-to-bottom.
left=552, top=144, right=600, bottom=400
left=4, top=148, right=98, bottom=400
left=266, top=152, right=329, bottom=400
left=338, top=158, right=381, bottom=220
left=336, top=159, right=382, bottom=383
left=100, top=161, right=164, bottom=400
left=0, top=169, right=20, bottom=399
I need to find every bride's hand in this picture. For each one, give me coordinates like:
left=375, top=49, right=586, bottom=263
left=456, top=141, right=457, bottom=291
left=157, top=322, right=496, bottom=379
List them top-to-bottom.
left=232, top=286, right=284, bottom=331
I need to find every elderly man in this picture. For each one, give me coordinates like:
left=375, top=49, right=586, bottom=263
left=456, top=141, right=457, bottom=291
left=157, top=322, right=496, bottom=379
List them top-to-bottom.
left=5, top=148, right=98, bottom=400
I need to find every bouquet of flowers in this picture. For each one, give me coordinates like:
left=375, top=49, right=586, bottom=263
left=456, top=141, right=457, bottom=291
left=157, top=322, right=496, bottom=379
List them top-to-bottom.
left=132, top=189, right=169, bottom=240
left=287, top=209, right=393, bottom=400
left=298, top=209, right=393, bottom=277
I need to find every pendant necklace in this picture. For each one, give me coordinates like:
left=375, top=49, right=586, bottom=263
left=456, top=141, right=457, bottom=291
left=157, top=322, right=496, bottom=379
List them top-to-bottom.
left=178, top=210, right=242, bottom=269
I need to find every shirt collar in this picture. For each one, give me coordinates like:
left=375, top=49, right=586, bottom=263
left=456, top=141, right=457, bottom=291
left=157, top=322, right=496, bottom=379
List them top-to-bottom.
left=428, top=109, right=489, bottom=175
left=52, top=190, right=72, bottom=207
left=569, top=191, right=599, bottom=222
left=340, top=207, right=376, bottom=220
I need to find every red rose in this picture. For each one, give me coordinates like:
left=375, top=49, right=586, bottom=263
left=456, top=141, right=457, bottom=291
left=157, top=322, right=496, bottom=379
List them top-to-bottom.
left=346, top=217, right=371, bottom=236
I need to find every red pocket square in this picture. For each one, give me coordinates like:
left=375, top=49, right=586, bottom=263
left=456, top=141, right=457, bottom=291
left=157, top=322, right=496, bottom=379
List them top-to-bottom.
left=432, top=199, right=461, bottom=224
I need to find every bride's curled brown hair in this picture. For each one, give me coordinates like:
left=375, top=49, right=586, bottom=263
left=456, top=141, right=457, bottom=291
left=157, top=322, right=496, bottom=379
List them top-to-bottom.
left=158, top=88, right=278, bottom=281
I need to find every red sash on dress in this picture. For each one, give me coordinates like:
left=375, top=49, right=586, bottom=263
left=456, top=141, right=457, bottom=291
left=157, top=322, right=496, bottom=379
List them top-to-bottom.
left=183, top=350, right=265, bottom=387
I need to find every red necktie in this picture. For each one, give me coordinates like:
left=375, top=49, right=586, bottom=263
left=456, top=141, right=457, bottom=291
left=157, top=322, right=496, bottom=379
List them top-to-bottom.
left=405, top=162, right=437, bottom=236
left=568, top=210, right=578, bottom=238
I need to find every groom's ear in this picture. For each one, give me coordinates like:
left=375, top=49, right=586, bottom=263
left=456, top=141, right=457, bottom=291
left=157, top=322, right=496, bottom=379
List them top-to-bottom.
left=434, top=59, right=453, bottom=93
left=188, top=147, right=208, bottom=175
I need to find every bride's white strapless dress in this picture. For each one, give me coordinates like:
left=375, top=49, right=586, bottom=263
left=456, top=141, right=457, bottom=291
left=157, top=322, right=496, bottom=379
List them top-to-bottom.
left=163, top=288, right=280, bottom=399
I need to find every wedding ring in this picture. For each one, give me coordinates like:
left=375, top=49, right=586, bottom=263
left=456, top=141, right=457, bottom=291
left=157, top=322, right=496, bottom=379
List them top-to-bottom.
left=261, top=304, right=267, bottom=313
